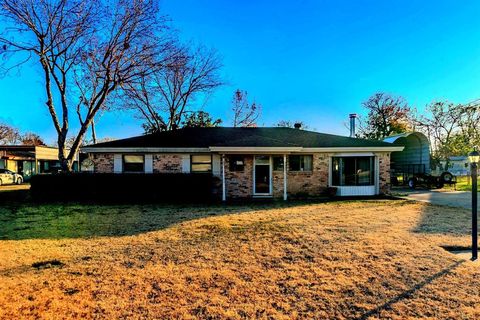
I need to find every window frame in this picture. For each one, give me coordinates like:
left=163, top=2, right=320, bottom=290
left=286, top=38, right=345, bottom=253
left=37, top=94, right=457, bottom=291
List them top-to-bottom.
left=122, top=154, right=145, bottom=173
left=190, top=154, right=213, bottom=173
left=288, top=155, right=313, bottom=172
left=229, top=156, right=245, bottom=172
left=272, top=156, right=284, bottom=171
left=331, top=156, right=375, bottom=186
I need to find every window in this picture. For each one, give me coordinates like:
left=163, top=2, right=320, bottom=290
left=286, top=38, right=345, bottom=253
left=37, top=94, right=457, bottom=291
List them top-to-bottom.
left=123, top=155, right=144, bottom=173
left=191, top=155, right=212, bottom=172
left=289, top=155, right=313, bottom=171
left=229, top=156, right=245, bottom=171
left=273, top=156, right=284, bottom=171
left=332, top=156, right=374, bottom=186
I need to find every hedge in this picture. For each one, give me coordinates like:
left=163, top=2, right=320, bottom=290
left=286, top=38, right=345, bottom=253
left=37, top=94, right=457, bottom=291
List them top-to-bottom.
left=30, top=173, right=220, bottom=203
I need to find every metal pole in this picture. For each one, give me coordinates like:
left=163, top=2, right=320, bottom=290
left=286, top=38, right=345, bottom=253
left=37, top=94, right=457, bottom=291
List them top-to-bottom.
left=472, top=162, right=478, bottom=261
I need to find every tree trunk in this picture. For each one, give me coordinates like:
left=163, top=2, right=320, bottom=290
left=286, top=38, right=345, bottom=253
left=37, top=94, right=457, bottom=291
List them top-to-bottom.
left=91, top=118, right=97, bottom=144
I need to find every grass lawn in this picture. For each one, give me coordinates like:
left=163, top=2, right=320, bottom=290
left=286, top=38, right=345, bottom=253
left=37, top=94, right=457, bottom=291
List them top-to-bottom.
left=454, top=175, right=480, bottom=192
left=1, top=194, right=479, bottom=319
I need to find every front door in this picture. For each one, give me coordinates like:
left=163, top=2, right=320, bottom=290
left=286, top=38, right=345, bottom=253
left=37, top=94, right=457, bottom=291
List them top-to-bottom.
left=254, top=156, right=271, bottom=195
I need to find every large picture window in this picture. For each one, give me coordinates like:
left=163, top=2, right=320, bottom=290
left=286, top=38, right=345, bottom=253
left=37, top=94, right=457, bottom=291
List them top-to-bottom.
left=123, top=155, right=144, bottom=173
left=191, top=155, right=212, bottom=173
left=289, top=155, right=313, bottom=171
left=332, top=156, right=375, bottom=186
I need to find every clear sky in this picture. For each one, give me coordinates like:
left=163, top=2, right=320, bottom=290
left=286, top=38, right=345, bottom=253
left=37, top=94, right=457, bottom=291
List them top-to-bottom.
left=1, top=0, right=480, bottom=143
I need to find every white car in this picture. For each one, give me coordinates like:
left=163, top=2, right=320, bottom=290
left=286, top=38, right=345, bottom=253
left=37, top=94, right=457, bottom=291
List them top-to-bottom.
left=0, top=169, right=23, bottom=186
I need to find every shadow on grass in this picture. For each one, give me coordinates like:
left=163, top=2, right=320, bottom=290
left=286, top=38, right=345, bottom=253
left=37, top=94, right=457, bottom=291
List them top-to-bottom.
left=0, top=187, right=397, bottom=240
left=0, top=195, right=323, bottom=240
left=412, top=203, right=471, bottom=235
left=357, top=259, right=465, bottom=320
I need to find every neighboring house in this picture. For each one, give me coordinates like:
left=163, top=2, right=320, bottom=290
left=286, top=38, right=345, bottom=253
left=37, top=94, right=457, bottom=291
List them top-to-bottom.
left=81, top=127, right=403, bottom=199
left=0, top=145, right=78, bottom=179
left=438, top=156, right=469, bottom=176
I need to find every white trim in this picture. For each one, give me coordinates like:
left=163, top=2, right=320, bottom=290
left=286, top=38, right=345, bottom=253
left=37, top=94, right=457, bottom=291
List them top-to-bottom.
left=83, top=146, right=403, bottom=154
left=82, top=147, right=210, bottom=153
left=210, top=147, right=302, bottom=153
left=302, top=147, right=404, bottom=152
left=333, top=152, right=375, bottom=157
left=113, top=154, right=122, bottom=173
left=144, top=154, right=153, bottom=173
left=212, top=154, right=221, bottom=177
left=283, top=154, right=287, bottom=201
left=181, top=155, right=191, bottom=173
left=222, top=155, right=226, bottom=202
left=253, top=155, right=273, bottom=196
left=375, top=156, right=380, bottom=195
left=328, top=157, right=332, bottom=186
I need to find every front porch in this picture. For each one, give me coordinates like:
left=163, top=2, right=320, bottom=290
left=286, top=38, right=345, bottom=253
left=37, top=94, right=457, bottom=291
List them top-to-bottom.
left=217, top=152, right=389, bottom=201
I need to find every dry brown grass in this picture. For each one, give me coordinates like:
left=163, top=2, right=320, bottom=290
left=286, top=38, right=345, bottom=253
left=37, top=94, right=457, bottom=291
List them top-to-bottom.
left=1, top=200, right=479, bottom=319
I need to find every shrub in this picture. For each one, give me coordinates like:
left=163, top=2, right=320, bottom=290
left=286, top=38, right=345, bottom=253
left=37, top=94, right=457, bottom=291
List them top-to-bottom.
left=30, top=173, right=220, bottom=203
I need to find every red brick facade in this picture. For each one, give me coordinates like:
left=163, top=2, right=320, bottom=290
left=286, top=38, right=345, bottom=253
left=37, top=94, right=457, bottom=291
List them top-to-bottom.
left=91, top=152, right=392, bottom=199
left=378, top=152, right=391, bottom=194
left=93, top=154, right=114, bottom=173
left=153, top=154, right=182, bottom=173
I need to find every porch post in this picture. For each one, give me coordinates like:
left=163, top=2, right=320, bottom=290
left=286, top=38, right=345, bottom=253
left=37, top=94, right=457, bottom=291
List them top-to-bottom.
left=222, top=154, right=226, bottom=202
left=283, top=154, right=287, bottom=201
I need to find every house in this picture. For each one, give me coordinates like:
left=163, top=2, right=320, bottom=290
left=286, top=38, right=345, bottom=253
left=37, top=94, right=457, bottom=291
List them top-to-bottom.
left=81, top=127, right=404, bottom=199
left=0, top=145, right=78, bottom=179
left=438, top=156, right=469, bottom=176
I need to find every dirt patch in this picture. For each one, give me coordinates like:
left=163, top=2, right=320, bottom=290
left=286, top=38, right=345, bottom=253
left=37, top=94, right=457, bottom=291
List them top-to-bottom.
left=31, top=260, right=65, bottom=270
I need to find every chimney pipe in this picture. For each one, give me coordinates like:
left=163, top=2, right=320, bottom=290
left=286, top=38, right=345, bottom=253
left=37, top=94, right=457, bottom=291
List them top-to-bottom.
left=349, top=114, right=357, bottom=138
left=294, top=122, right=302, bottom=129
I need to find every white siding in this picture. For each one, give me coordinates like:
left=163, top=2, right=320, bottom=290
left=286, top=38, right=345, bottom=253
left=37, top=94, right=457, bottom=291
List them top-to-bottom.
left=114, top=154, right=122, bottom=173
left=145, top=154, right=153, bottom=173
left=181, top=154, right=190, bottom=173
left=212, top=154, right=221, bottom=177
left=336, top=186, right=376, bottom=196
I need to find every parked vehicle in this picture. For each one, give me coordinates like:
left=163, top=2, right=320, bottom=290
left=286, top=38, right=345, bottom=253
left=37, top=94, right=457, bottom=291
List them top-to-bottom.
left=0, top=169, right=23, bottom=186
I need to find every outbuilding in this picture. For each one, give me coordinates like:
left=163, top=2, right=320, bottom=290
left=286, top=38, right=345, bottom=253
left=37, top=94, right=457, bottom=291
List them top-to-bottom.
left=383, top=132, right=430, bottom=184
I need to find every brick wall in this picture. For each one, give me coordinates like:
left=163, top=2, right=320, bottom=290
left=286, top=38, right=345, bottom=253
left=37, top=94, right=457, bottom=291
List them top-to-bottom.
left=378, top=152, right=391, bottom=194
left=284, top=153, right=331, bottom=198
left=93, top=154, right=114, bottom=173
left=153, top=154, right=182, bottom=173
left=224, top=154, right=331, bottom=199
left=225, top=155, right=253, bottom=198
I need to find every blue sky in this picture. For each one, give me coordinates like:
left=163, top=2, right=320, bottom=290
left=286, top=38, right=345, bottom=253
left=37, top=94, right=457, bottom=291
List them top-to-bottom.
left=1, top=0, right=480, bottom=143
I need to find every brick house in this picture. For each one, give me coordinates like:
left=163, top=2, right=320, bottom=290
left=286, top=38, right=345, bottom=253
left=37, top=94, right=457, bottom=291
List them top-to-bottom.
left=81, top=127, right=403, bottom=200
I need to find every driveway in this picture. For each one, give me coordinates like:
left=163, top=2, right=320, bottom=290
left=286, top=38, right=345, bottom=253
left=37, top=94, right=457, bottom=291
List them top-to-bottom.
left=394, top=188, right=474, bottom=209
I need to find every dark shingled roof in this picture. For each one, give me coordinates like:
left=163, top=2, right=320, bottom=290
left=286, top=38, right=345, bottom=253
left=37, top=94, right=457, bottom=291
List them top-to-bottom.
left=84, top=127, right=396, bottom=149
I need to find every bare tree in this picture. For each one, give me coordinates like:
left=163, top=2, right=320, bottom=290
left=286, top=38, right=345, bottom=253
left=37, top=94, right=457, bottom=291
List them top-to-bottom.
left=0, top=0, right=174, bottom=170
left=123, top=44, right=223, bottom=133
left=231, top=89, right=261, bottom=127
left=357, top=93, right=412, bottom=139
left=415, top=101, right=465, bottom=166
left=181, top=111, right=222, bottom=128
left=275, top=120, right=310, bottom=130
left=0, top=122, right=20, bottom=144
left=21, top=132, right=45, bottom=146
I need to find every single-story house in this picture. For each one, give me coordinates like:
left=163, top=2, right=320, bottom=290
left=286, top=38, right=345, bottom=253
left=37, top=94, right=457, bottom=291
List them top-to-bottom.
left=81, top=127, right=404, bottom=199
left=0, top=145, right=77, bottom=179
